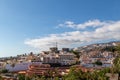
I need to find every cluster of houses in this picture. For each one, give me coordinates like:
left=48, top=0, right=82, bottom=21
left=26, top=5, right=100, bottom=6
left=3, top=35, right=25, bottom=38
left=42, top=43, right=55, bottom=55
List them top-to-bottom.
left=0, top=42, right=118, bottom=79
left=76, top=42, right=118, bottom=69
left=0, top=47, right=76, bottom=79
left=80, top=51, right=114, bottom=68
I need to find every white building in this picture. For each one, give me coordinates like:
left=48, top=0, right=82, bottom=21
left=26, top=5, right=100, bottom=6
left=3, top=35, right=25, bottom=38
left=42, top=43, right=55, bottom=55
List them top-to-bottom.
left=42, top=52, right=76, bottom=65
left=5, top=62, right=42, bottom=72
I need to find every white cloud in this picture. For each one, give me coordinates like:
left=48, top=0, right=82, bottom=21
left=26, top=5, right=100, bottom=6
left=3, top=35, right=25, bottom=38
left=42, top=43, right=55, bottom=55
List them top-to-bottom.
left=25, top=19, right=120, bottom=50
left=59, top=19, right=114, bottom=29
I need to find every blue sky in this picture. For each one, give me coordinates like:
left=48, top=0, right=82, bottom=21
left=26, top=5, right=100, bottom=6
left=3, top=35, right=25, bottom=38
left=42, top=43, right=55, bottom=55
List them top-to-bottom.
left=0, top=0, right=120, bottom=57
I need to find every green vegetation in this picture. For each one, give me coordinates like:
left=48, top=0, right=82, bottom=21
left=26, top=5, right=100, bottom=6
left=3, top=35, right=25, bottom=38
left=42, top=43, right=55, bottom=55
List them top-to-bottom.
left=115, top=44, right=120, bottom=56
left=102, top=46, right=116, bottom=52
left=71, top=50, right=80, bottom=59
left=94, top=60, right=103, bottom=66
left=22, top=66, right=110, bottom=80
left=64, top=67, right=110, bottom=80
left=0, top=69, right=9, bottom=73
left=18, top=74, right=31, bottom=80
left=18, top=74, right=25, bottom=80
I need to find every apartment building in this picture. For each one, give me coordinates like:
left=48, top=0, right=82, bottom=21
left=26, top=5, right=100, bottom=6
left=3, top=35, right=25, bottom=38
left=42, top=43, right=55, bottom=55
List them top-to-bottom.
left=42, top=52, right=76, bottom=65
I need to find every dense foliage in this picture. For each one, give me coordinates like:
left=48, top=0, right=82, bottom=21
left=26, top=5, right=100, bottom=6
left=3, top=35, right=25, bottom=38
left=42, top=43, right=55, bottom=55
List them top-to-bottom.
left=94, top=60, right=103, bottom=65
left=64, top=67, right=110, bottom=80
left=0, top=69, right=9, bottom=73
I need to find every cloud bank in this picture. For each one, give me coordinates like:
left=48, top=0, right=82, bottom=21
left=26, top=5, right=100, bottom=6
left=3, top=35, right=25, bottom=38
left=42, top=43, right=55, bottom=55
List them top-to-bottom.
left=25, top=19, right=120, bottom=50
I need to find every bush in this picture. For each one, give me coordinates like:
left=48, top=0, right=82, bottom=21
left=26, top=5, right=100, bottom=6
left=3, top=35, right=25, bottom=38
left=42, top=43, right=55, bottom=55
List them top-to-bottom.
left=95, top=60, right=102, bottom=65
left=1, top=69, right=9, bottom=73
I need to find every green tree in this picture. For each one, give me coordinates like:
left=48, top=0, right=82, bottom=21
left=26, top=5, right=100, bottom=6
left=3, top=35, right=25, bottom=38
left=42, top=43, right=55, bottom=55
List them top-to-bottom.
left=113, top=43, right=120, bottom=57
left=112, top=44, right=120, bottom=73
left=71, top=50, right=80, bottom=59
left=113, top=57, right=120, bottom=73
left=94, top=60, right=102, bottom=66
left=65, top=66, right=85, bottom=80
left=1, top=69, right=9, bottom=73
left=47, top=69, right=53, bottom=78
left=97, top=70, right=109, bottom=80
left=91, top=71, right=98, bottom=80
left=18, top=74, right=25, bottom=80
left=18, top=74, right=31, bottom=80
left=40, top=76, right=46, bottom=80
left=54, top=77, right=59, bottom=80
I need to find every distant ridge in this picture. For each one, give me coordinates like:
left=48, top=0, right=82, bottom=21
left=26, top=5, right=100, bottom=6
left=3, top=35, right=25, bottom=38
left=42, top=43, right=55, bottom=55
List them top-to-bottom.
left=73, top=40, right=120, bottom=51
left=83, top=40, right=120, bottom=47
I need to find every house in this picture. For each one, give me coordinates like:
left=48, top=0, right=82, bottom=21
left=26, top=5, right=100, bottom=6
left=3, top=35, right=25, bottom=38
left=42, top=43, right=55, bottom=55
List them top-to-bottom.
left=5, top=62, right=42, bottom=72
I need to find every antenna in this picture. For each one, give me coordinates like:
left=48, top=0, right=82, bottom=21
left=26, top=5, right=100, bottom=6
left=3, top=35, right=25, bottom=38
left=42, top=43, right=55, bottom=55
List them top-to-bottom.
left=56, top=42, right=58, bottom=48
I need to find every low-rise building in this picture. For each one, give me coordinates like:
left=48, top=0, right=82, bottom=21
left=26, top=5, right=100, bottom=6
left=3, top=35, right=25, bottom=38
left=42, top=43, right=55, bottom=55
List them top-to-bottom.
left=42, top=52, right=76, bottom=65
left=5, top=62, right=42, bottom=72
left=26, top=64, right=70, bottom=77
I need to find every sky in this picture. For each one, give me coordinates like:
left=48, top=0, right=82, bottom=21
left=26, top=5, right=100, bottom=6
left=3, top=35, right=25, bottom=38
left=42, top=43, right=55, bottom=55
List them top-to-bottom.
left=0, top=0, right=120, bottom=57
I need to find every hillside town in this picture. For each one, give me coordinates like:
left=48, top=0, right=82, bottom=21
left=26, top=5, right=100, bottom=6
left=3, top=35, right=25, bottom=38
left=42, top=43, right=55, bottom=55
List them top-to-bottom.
left=1, top=0, right=120, bottom=79
left=0, top=41, right=120, bottom=80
